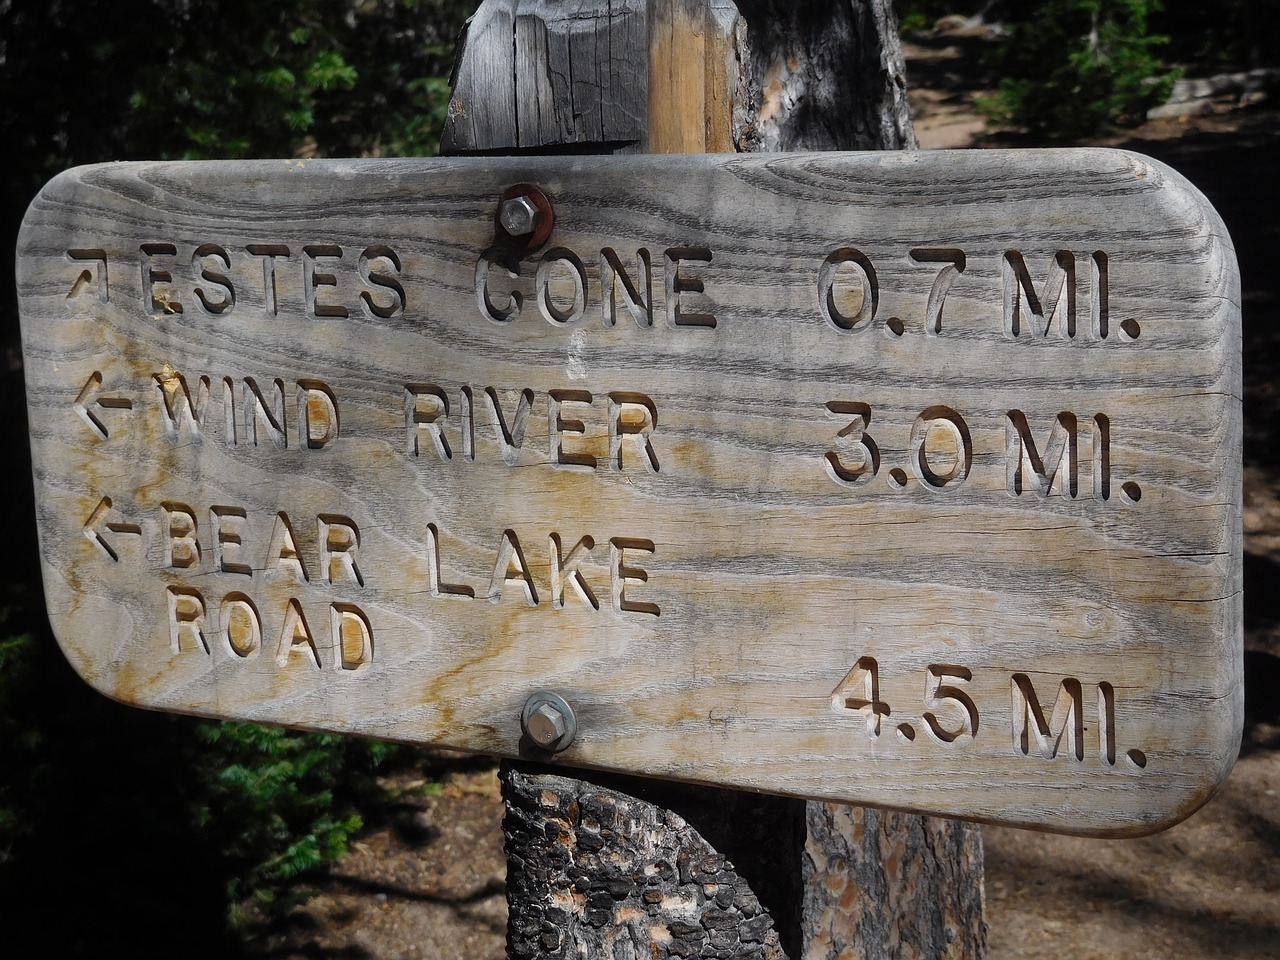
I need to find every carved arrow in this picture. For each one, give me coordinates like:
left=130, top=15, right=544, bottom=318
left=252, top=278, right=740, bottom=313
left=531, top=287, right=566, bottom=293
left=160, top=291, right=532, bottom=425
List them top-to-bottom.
left=74, top=372, right=133, bottom=439
left=83, top=496, right=142, bottom=562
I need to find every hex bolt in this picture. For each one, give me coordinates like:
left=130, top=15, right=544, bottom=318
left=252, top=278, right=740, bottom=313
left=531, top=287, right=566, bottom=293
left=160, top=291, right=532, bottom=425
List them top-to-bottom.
left=495, top=183, right=555, bottom=249
left=499, top=195, right=540, bottom=236
left=521, top=691, right=577, bottom=753
left=526, top=703, right=566, bottom=745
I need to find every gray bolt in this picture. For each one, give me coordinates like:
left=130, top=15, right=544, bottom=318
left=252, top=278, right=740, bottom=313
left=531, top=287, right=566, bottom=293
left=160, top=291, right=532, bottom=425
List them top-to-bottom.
left=499, top=195, right=540, bottom=236
left=521, top=691, right=576, bottom=752
left=526, top=703, right=567, bottom=746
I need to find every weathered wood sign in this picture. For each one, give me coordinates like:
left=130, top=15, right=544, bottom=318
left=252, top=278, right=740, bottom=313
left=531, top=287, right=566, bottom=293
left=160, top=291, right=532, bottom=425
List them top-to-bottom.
left=18, top=150, right=1241, bottom=836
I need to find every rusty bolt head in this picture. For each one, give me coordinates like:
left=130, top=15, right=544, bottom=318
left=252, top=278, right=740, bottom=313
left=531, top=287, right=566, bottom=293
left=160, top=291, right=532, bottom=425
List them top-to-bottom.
left=495, top=184, right=555, bottom=249
left=499, top=195, right=540, bottom=236
left=521, top=691, right=577, bottom=753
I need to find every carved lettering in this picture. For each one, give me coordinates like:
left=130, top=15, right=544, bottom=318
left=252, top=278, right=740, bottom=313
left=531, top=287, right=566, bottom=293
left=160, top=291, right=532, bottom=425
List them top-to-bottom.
left=140, top=242, right=182, bottom=315
left=192, top=243, right=235, bottom=315
left=246, top=243, right=290, bottom=316
left=303, top=244, right=348, bottom=319
left=358, top=244, right=406, bottom=320
left=473, top=245, right=718, bottom=330
left=664, top=247, right=715, bottom=328
left=536, top=248, right=587, bottom=324
left=601, top=248, right=653, bottom=328
left=818, top=248, right=877, bottom=332
left=910, top=248, right=966, bottom=335
left=67, top=249, right=109, bottom=303
left=475, top=249, right=522, bottom=322
left=1003, top=250, right=1075, bottom=339
left=1090, top=251, right=1108, bottom=339
left=76, top=371, right=133, bottom=440
left=153, top=371, right=210, bottom=443
left=222, top=375, right=239, bottom=444
left=243, top=376, right=288, bottom=449
left=297, top=379, right=339, bottom=449
left=405, top=384, right=452, bottom=460
left=459, top=385, right=476, bottom=462
left=484, top=387, right=534, bottom=465
left=549, top=388, right=596, bottom=470
left=607, top=392, right=659, bottom=472
left=824, top=401, right=879, bottom=486
left=909, top=406, right=972, bottom=490
left=1006, top=410, right=1078, bottom=498
left=1092, top=413, right=1110, bottom=501
left=83, top=495, right=140, bottom=562
left=163, top=502, right=200, bottom=570
left=210, top=505, right=253, bottom=576
left=266, top=512, right=309, bottom=583
left=318, top=515, right=363, bottom=587
left=426, top=523, right=474, bottom=599
left=426, top=526, right=654, bottom=617
left=489, top=529, right=538, bottom=605
left=550, top=533, right=598, bottom=610
left=609, top=537, right=659, bottom=617
left=167, top=586, right=208, bottom=655
left=173, top=588, right=375, bottom=672
left=221, top=593, right=262, bottom=659
left=276, top=598, right=320, bottom=668
left=331, top=603, right=374, bottom=671
left=831, top=656, right=889, bottom=739
left=828, top=658, right=1142, bottom=767
left=923, top=664, right=979, bottom=743
left=1011, top=673, right=1084, bottom=761
left=1098, top=681, right=1116, bottom=767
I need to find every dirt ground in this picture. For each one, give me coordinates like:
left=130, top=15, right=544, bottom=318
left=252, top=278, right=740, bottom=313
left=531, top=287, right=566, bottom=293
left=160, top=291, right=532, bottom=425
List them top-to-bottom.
left=245, top=33, right=1280, bottom=960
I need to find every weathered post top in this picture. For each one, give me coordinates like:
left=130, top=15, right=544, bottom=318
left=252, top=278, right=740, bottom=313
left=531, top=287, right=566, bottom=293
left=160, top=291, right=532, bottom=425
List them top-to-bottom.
left=442, top=0, right=748, bottom=155
left=18, top=144, right=1241, bottom=837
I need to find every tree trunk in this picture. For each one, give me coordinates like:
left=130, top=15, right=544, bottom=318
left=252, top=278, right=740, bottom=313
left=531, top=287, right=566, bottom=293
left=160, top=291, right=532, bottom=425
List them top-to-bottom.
left=735, top=0, right=917, bottom=151
left=446, top=2, right=985, bottom=957
left=503, top=766, right=805, bottom=959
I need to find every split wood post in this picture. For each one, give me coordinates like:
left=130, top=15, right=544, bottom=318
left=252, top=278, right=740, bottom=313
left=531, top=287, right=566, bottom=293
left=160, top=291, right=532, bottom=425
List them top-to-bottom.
left=443, top=2, right=985, bottom=957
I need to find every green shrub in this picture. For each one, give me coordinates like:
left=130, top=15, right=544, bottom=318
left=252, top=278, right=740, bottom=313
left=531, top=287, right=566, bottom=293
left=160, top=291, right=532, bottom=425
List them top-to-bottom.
left=982, top=0, right=1177, bottom=139
left=194, top=722, right=401, bottom=919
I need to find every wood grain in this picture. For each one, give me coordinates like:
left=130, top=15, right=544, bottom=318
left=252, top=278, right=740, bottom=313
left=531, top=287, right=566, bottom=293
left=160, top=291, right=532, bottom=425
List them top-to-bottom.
left=442, top=0, right=747, bottom=155
left=444, top=0, right=651, bottom=153
left=17, top=149, right=1241, bottom=835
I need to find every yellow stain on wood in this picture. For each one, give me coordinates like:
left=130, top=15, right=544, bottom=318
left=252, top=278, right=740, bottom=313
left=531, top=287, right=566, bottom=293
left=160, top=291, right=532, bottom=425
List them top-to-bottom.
left=649, top=0, right=736, bottom=153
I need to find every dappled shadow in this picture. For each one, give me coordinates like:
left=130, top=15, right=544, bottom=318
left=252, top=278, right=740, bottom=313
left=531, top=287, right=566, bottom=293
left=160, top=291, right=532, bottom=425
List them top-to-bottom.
left=988, top=833, right=1280, bottom=957
left=321, top=873, right=505, bottom=909
left=256, top=939, right=373, bottom=960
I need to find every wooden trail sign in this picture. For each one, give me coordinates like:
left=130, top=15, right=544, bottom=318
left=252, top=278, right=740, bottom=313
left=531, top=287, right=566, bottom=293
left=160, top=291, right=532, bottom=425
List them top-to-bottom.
left=18, top=149, right=1240, bottom=836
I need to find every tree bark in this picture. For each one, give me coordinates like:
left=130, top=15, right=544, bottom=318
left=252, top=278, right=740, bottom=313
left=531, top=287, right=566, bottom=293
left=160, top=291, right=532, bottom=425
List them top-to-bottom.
left=735, top=0, right=917, bottom=151
left=448, top=2, right=984, bottom=957
left=503, top=766, right=805, bottom=959
left=802, top=806, right=985, bottom=960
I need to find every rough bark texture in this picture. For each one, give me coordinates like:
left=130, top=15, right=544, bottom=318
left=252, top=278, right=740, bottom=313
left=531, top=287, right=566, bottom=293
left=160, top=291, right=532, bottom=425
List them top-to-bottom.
left=735, top=0, right=917, bottom=151
left=503, top=766, right=805, bottom=959
left=802, top=806, right=986, bottom=960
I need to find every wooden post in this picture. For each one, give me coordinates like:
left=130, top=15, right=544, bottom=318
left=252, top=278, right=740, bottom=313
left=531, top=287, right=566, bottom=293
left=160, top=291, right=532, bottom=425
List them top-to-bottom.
left=444, top=2, right=985, bottom=958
